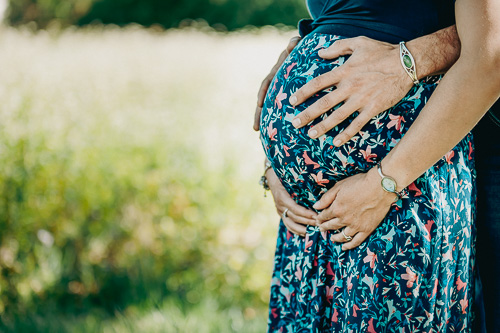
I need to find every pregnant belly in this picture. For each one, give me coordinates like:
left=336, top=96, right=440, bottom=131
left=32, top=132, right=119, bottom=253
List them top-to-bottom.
left=259, top=33, right=440, bottom=207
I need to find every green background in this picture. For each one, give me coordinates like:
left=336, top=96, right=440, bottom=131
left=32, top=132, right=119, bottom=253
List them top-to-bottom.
left=6, top=0, right=309, bottom=30
left=0, top=1, right=309, bottom=331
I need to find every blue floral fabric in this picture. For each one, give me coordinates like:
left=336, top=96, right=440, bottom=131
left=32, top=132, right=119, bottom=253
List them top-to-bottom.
left=259, top=33, right=476, bottom=332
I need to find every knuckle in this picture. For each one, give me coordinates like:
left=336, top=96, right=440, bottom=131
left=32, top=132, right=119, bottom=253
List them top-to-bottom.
left=333, top=39, right=343, bottom=48
left=311, top=77, right=324, bottom=90
left=340, top=80, right=353, bottom=92
left=293, top=90, right=303, bottom=101
left=318, top=97, right=331, bottom=110
left=369, top=100, right=384, bottom=113
left=334, top=108, right=348, bottom=121
left=301, top=111, right=312, bottom=123
left=353, top=117, right=368, bottom=130
left=316, top=122, right=329, bottom=135
left=334, top=205, right=345, bottom=216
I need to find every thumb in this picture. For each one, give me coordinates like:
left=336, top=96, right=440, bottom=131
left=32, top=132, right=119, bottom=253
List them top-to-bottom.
left=286, top=36, right=301, bottom=54
left=319, top=38, right=354, bottom=59
left=253, top=106, right=262, bottom=131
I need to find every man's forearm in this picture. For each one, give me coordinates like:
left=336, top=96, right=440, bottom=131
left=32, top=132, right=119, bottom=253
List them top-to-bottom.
left=381, top=0, right=500, bottom=190
left=407, top=25, right=460, bottom=78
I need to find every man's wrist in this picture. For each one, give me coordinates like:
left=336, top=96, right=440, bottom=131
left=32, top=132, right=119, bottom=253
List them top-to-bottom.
left=405, top=25, right=460, bottom=79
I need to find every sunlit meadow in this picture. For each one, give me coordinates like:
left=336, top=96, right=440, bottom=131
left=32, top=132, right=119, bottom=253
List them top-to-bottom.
left=0, top=25, right=295, bottom=332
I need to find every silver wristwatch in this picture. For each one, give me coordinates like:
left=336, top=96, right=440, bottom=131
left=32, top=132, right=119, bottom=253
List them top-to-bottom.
left=376, top=162, right=402, bottom=201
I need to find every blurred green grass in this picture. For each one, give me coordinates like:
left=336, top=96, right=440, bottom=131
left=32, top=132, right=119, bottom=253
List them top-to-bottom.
left=0, top=25, right=295, bottom=332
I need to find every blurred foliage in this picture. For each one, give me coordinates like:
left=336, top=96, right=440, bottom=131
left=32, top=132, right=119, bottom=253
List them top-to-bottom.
left=6, top=0, right=309, bottom=30
left=0, top=26, right=291, bottom=331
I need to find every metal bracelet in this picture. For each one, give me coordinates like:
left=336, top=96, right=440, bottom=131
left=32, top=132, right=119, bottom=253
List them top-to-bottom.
left=399, top=41, right=419, bottom=85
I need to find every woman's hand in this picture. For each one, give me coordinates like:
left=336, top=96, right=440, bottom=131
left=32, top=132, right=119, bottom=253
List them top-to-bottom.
left=254, top=36, right=302, bottom=131
left=290, top=36, right=413, bottom=145
left=313, top=167, right=396, bottom=250
left=266, top=168, right=317, bottom=237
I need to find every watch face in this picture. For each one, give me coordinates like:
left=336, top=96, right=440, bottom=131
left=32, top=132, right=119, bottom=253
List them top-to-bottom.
left=382, top=177, right=397, bottom=192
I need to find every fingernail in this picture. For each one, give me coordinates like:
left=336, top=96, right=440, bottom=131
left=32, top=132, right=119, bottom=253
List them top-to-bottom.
left=318, top=49, right=325, bottom=56
left=289, top=95, right=297, bottom=105
left=292, top=118, right=301, bottom=127
left=309, top=129, right=318, bottom=138
left=333, top=139, right=342, bottom=147
left=313, top=202, right=320, bottom=209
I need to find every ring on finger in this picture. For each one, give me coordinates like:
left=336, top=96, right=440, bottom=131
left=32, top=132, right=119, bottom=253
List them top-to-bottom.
left=282, top=208, right=289, bottom=220
left=341, top=228, right=353, bottom=242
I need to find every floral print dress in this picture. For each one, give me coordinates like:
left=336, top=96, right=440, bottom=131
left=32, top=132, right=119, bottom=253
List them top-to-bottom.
left=259, top=33, right=476, bottom=332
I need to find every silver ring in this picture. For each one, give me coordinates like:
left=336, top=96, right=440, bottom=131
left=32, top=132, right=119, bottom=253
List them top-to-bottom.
left=282, top=208, right=289, bottom=220
left=341, top=228, right=353, bottom=242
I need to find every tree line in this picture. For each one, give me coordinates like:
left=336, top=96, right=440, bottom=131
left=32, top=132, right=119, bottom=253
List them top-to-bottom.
left=7, top=0, right=309, bottom=30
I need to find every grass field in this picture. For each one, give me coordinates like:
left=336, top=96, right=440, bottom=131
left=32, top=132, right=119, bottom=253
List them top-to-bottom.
left=0, top=25, right=296, bottom=332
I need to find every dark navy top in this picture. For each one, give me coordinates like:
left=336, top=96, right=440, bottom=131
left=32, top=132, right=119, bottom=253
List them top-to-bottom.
left=299, top=0, right=455, bottom=43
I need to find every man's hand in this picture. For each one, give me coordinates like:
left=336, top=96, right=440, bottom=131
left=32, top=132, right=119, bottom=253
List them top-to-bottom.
left=254, top=36, right=302, bottom=131
left=289, top=36, right=414, bottom=146
left=313, top=167, right=395, bottom=250
left=266, top=168, right=317, bottom=237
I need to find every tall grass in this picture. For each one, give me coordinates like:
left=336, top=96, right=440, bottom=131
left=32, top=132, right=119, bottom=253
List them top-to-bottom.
left=0, top=25, right=295, bottom=332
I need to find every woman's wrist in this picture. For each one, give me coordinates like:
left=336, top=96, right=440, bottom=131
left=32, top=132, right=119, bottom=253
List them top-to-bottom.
left=378, top=155, right=415, bottom=192
left=366, top=167, right=401, bottom=204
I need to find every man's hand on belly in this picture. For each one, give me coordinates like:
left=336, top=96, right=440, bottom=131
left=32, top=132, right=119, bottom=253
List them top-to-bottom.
left=288, top=26, right=460, bottom=146
left=289, top=36, right=413, bottom=145
left=313, top=167, right=396, bottom=251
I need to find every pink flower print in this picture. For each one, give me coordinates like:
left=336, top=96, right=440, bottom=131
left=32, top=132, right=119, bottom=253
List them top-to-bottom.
left=284, top=62, right=297, bottom=79
left=275, top=86, right=287, bottom=109
left=387, top=114, right=406, bottom=131
left=267, top=120, right=277, bottom=141
left=283, top=145, right=290, bottom=157
left=360, top=145, right=377, bottom=163
left=444, top=150, right=455, bottom=164
left=302, top=151, right=320, bottom=169
left=312, top=171, right=329, bottom=187
left=408, top=182, right=422, bottom=196
left=423, top=220, right=435, bottom=242
left=304, top=239, right=313, bottom=252
left=363, top=248, right=378, bottom=269
left=326, top=262, right=335, bottom=280
left=294, top=265, right=302, bottom=281
left=401, top=267, right=417, bottom=288
left=362, top=274, right=375, bottom=294
left=347, top=276, right=353, bottom=292
left=456, top=276, right=467, bottom=291
left=431, top=279, right=438, bottom=297
left=326, top=285, right=334, bottom=302
left=460, top=296, right=468, bottom=314
left=353, top=304, right=360, bottom=317
left=331, top=308, right=339, bottom=323
left=367, top=318, right=377, bottom=333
